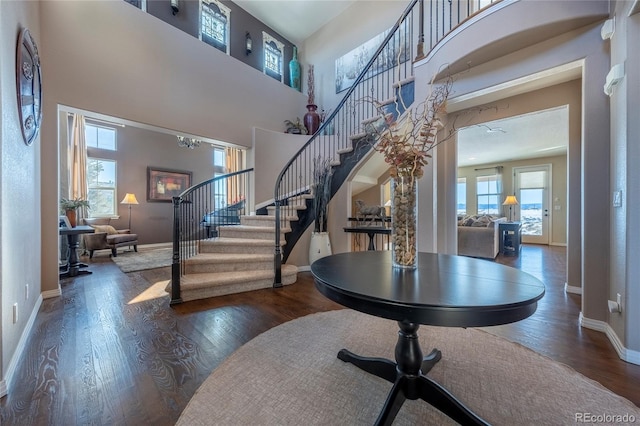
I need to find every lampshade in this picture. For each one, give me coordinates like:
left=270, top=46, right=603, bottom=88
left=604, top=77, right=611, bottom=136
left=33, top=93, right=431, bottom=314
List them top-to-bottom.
left=121, top=193, right=139, bottom=205
left=502, top=195, right=519, bottom=206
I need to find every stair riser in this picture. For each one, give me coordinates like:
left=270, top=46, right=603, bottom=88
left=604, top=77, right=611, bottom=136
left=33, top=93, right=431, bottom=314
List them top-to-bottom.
left=267, top=207, right=305, bottom=217
left=240, top=217, right=290, bottom=227
left=219, top=229, right=287, bottom=240
left=198, top=244, right=276, bottom=255
left=185, top=260, right=272, bottom=274
left=178, top=274, right=297, bottom=302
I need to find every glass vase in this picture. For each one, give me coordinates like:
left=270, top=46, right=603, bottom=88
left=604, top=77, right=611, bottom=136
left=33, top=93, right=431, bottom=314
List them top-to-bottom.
left=391, top=174, right=417, bottom=269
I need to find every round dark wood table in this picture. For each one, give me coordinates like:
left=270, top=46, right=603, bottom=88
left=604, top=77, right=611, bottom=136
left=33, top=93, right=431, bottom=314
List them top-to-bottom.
left=311, top=251, right=545, bottom=426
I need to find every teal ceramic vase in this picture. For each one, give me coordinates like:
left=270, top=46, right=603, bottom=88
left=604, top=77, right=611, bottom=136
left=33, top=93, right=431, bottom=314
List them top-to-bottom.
left=289, top=46, right=301, bottom=92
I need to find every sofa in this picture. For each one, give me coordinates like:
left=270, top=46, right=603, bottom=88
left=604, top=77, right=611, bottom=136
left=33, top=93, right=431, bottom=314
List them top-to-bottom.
left=457, top=214, right=506, bottom=259
left=82, top=218, right=138, bottom=258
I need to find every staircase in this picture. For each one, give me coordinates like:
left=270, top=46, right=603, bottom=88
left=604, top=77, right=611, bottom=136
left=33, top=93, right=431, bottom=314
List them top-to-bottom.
left=170, top=0, right=487, bottom=304
left=169, top=195, right=310, bottom=302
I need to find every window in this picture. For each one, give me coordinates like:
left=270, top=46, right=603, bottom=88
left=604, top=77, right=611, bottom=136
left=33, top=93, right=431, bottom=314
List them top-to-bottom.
left=123, top=0, right=146, bottom=11
left=201, top=0, right=230, bottom=54
left=263, top=32, right=284, bottom=82
left=85, top=123, right=116, bottom=150
left=87, top=158, right=117, bottom=217
left=476, top=174, right=500, bottom=215
left=457, top=177, right=466, bottom=215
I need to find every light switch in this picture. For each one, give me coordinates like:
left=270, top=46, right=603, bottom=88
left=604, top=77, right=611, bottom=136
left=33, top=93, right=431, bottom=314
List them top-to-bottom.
left=613, top=190, right=622, bottom=207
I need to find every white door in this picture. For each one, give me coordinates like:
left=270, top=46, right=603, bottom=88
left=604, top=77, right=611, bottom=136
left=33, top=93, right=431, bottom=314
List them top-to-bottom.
left=514, top=165, right=551, bottom=245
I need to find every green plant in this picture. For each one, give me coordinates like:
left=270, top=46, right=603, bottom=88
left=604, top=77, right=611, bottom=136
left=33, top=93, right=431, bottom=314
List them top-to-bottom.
left=284, top=118, right=307, bottom=134
left=312, top=156, right=332, bottom=233
left=60, top=197, right=90, bottom=212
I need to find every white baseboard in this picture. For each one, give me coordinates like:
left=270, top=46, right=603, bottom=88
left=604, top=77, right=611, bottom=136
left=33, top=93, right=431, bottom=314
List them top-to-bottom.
left=297, top=265, right=311, bottom=272
left=564, top=282, right=582, bottom=295
left=42, top=286, right=61, bottom=299
left=1, top=294, right=44, bottom=397
left=580, top=313, right=640, bottom=365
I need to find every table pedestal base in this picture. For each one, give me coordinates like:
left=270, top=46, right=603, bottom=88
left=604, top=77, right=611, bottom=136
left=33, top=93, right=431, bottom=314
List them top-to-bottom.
left=338, top=321, right=488, bottom=426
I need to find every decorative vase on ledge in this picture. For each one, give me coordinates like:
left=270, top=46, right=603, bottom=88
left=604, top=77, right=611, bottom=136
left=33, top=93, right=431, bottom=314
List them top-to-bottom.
left=289, top=46, right=301, bottom=92
left=304, top=104, right=320, bottom=135
left=391, top=173, right=417, bottom=269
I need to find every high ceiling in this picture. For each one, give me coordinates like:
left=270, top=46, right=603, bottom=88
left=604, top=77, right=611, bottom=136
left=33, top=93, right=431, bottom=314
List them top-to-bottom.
left=234, top=0, right=357, bottom=45
left=457, top=106, right=569, bottom=168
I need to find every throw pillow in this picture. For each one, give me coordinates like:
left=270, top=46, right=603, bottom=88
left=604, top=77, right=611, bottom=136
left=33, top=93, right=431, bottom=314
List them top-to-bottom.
left=471, top=216, right=491, bottom=227
left=92, top=224, right=118, bottom=235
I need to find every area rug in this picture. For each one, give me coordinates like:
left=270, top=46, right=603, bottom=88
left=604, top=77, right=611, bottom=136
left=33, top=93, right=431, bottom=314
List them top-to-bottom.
left=110, top=247, right=172, bottom=273
left=178, top=309, right=640, bottom=425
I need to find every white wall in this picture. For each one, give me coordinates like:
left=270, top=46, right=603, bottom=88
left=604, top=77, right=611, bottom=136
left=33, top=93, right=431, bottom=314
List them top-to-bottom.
left=1, top=0, right=42, bottom=396
left=610, top=1, right=640, bottom=357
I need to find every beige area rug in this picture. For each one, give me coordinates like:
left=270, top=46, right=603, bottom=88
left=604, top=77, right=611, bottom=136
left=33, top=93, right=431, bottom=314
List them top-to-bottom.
left=110, top=246, right=172, bottom=273
left=179, top=309, right=640, bottom=426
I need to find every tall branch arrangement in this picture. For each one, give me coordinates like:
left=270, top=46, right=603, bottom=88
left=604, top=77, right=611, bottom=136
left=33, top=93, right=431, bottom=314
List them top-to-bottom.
left=307, top=65, right=315, bottom=106
left=371, top=75, right=453, bottom=180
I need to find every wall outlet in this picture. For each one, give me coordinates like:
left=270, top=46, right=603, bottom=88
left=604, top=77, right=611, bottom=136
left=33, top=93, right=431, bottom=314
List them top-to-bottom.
left=613, top=190, right=622, bottom=207
left=13, top=303, right=18, bottom=324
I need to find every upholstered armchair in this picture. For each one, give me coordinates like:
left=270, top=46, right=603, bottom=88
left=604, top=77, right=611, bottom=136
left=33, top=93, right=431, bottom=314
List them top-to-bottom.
left=82, top=218, right=138, bottom=258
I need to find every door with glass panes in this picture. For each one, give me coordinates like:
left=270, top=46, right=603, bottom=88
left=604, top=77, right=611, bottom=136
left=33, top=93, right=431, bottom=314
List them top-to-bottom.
left=514, top=165, right=551, bottom=244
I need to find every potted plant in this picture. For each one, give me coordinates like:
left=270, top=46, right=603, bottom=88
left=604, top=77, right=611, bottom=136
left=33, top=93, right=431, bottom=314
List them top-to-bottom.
left=309, top=156, right=332, bottom=264
left=60, top=197, right=90, bottom=227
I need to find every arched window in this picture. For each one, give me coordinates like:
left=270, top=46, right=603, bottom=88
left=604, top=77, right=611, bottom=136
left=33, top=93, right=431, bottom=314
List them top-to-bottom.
left=200, top=0, right=230, bottom=54
left=262, top=32, right=284, bottom=82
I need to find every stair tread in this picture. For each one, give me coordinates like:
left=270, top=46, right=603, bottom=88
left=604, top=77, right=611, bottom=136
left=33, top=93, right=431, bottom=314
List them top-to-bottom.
left=241, top=214, right=298, bottom=221
left=218, top=224, right=292, bottom=232
left=186, top=253, right=272, bottom=263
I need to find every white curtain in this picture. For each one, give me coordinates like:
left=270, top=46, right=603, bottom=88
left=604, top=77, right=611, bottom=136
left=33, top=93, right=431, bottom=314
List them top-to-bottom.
left=70, top=114, right=89, bottom=221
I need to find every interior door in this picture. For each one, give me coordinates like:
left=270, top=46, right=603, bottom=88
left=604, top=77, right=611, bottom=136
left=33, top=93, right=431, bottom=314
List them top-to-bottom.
left=514, top=165, right=551, bottom=245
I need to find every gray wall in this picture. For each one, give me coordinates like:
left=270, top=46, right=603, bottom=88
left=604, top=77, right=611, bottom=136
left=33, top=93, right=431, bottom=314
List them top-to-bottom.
left=39, top=0, right=307, bottom=298
left=458, top=154, right=568, bottom=245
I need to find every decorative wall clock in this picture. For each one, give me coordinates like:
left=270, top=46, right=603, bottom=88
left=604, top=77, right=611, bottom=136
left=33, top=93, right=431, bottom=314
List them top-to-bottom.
left=16, top=28, right=42, bottom=146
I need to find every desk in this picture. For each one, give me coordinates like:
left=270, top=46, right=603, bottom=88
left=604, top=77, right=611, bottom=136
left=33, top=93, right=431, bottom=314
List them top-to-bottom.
left=59, top=226, right=95, bottom=278
left=343, top=226, right=390, bottom=251
left=312, top=251, right=545, bottom=425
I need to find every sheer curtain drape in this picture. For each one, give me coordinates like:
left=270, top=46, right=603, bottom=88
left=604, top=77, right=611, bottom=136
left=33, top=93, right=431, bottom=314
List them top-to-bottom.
left=69, top=114, right=89, bottom=221
left=496, top=166, right=504, bottom=216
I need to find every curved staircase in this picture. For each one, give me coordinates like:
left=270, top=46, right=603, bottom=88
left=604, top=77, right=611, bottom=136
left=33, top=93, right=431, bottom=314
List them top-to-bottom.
left=169, top=199, right=306, bottom=302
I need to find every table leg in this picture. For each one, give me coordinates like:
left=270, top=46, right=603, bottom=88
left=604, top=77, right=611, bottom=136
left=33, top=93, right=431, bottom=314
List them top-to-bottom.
left=367, top=232, right=376, bottom=250
left=60, top=234, right=92, bottom=279
left=337, top=321, right=488, bottom=426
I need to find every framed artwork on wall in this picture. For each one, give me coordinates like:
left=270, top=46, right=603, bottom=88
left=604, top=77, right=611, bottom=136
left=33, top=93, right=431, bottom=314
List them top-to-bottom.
left=147, top=167, right=192, bottom=202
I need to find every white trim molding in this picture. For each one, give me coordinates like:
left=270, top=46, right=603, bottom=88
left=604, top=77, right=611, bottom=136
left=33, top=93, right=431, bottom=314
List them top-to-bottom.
left=564, top=282, right=582, bottom=295
left=42, top=286, right=61, bottom=299
left=2, top=295, right=44, bottom=397
left=579, top=313, right=640, bottom=365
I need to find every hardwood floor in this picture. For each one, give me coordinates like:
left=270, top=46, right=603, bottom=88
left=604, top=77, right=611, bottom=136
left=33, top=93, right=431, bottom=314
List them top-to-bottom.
left=1, top=245, right=638, bottom=425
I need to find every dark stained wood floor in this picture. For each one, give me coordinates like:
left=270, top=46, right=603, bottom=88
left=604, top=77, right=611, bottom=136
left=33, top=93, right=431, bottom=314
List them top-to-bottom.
left=1, top=245, right=638, bottom=425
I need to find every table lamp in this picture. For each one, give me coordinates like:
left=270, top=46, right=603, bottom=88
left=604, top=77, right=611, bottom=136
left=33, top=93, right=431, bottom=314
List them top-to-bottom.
left=120, top=193, right=139, bottom=230
left=502, top=195, right=519, bottom=222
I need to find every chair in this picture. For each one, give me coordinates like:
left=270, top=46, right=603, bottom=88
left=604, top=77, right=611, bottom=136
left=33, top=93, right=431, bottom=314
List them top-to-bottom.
left=82, top=218, right=138, bottom=258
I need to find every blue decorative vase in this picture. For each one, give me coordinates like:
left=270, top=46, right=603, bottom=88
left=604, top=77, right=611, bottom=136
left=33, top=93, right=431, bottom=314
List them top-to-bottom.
left=289, top=46, right=301, bottom=92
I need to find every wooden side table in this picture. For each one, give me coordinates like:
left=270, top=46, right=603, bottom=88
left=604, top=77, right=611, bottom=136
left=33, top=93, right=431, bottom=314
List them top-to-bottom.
left=499, top=221, right=522, bottom=256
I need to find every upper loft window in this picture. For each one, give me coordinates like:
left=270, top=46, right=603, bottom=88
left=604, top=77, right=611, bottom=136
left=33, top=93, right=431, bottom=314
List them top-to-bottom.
left=123, top=0, right=146, bottom=12
left=201, top=0, right=230, bottom=54
left=263, top=32, right=284, bottom=82
left=85, top=123, right=116, bottom=151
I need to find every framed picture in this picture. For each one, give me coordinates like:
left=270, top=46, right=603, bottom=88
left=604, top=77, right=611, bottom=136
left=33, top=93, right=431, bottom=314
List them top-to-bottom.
left=335, top=21, right=410, bottom=93
left=147, top=167, right=192, bottom=202
left=59, top=215, right=71, bottom=228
